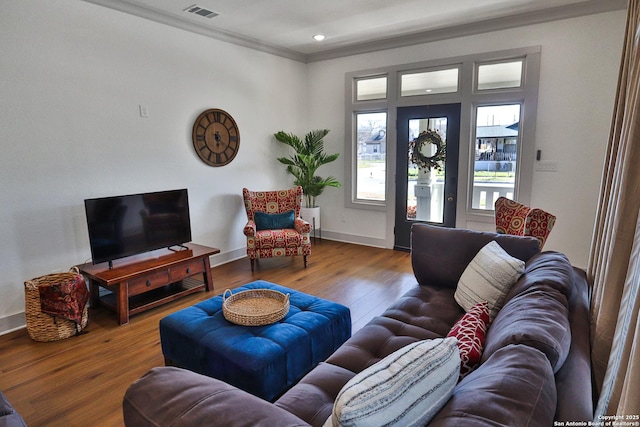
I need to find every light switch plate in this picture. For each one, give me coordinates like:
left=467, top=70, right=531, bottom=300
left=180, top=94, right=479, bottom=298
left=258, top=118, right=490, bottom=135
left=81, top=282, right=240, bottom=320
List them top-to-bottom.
left=536, top=160, right=558, bottom=172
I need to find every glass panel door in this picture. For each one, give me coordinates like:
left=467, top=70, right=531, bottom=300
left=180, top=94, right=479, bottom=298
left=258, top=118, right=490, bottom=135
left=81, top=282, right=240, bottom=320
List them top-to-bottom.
left=395, top=104, right=460, bottom=250
left=407, top=116, right=447, bottom=223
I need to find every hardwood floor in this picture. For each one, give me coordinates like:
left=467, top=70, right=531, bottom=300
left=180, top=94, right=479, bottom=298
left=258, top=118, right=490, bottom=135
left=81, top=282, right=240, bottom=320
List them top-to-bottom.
left=0, top=240, right=416, bottom=427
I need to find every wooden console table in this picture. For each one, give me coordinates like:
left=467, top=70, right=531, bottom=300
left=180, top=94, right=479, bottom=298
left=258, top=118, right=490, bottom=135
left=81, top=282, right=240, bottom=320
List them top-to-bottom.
left=78, top=243, right=220, bottom=325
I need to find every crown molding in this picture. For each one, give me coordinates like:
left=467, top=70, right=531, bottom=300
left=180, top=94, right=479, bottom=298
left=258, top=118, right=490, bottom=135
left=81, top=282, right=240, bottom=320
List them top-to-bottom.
left=82, top=0, right=307, bottom=62
left=83, top=0, right=626, bottom=64
left=306, top=0, right=627, bottom=62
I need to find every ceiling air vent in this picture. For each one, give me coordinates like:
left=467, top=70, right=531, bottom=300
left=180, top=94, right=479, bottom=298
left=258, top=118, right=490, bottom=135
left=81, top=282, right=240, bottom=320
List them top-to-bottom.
left=183, top=5, right=219, bottom=19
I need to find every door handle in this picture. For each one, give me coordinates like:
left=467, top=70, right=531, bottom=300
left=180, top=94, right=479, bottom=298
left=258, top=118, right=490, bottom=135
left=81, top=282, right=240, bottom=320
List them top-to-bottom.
left=447, top=195, right=455, bottom=202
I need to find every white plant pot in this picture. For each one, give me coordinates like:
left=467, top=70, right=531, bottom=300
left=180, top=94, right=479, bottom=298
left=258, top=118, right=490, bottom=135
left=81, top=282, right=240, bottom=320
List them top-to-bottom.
left=300, top=206, right=321, bottom=230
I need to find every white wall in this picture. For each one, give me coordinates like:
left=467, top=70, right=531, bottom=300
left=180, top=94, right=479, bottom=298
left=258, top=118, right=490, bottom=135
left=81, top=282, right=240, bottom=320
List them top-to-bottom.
left=0, top=0, right=306, bottom=330
left=307, top=10, right=626, bottom=268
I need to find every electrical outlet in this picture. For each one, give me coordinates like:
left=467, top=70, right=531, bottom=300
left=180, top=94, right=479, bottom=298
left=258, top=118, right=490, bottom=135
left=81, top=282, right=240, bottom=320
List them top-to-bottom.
left=139, top=104, right=149, bottom=118
left=536, top=160, right=558, bottom=172
left=340, top=214, right=347, bottom=222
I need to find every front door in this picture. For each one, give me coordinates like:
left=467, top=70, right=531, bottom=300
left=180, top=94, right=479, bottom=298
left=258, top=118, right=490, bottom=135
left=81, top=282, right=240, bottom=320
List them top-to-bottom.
left=394, top=104, right=460, bottom=250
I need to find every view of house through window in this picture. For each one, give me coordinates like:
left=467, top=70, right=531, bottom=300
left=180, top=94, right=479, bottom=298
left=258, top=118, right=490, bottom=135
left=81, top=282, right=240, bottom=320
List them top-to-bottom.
left=472, top=104, right=521, bottom=209
left=356, top=112, right=387, bottom=201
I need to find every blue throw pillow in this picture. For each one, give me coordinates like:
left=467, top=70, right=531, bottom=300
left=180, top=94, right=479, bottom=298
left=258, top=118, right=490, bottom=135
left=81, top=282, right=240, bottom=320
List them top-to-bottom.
left=254, top=210, right=295, bottom=231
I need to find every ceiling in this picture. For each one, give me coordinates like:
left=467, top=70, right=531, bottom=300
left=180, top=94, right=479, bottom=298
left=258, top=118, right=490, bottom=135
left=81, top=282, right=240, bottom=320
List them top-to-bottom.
left=84, top=0, right=626, bottom=63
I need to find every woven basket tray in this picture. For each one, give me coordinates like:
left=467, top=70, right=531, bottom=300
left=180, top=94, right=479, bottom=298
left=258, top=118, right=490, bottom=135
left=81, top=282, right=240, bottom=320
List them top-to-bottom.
left=24, top=267, right=89, bottom=342
left=222, top=288, right=290, bottom=326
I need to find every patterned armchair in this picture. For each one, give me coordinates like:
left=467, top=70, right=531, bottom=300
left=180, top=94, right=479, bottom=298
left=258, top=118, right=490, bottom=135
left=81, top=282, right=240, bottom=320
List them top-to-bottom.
left=242, top=187, right=311, bottom=271
left=494, top=196, right=556, bottom=249
left=494, top=197, right=530, bottom=236
left=524, top=208, right=556, bottom=249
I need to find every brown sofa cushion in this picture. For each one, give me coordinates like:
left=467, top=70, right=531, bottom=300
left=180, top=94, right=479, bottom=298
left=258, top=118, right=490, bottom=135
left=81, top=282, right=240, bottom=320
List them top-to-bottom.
left=411, top=224, right=540, bottom=289
left=481, top=252, right=572, bottom=371
left=380, top=285, right=464, bottom=337
left=323, top=286, right=463, bottom=373
left=429, top=344, right=557, bottom=427
left=276, top=362, right=356, bottom=427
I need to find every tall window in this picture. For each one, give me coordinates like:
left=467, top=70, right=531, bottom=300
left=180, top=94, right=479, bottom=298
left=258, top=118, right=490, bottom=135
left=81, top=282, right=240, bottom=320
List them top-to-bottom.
left=471, top=104, right=521, bottom=209
left=355, top=112, right=387, bottom=201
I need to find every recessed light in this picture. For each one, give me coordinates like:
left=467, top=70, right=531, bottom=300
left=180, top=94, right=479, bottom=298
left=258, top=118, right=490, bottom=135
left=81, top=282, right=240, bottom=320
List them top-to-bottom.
left=313, top=34, right=326, bottom=42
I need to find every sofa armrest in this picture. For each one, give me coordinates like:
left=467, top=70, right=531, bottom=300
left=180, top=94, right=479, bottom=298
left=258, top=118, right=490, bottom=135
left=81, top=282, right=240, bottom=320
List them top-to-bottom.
left=554, top=268, right=594, bottom=422
left=123, top=367, right=310, bottom=427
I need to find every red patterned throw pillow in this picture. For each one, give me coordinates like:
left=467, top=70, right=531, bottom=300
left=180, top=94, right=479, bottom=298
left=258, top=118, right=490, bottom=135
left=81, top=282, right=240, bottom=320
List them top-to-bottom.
left=447, top=301, right=490, bottom=379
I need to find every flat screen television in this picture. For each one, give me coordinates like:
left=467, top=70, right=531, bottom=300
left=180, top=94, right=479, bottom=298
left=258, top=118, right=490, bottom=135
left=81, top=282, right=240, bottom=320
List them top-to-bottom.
left=84, top=189, right=192, bottom=266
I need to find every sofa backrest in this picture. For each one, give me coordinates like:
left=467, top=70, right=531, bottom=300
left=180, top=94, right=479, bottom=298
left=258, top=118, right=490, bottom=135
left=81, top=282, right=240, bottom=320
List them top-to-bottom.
left=410, top=223, right=541, bottom=289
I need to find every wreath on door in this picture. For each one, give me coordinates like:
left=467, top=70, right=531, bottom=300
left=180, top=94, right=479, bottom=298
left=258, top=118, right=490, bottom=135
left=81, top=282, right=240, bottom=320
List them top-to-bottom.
left=409, top=129, right=446, bottom=172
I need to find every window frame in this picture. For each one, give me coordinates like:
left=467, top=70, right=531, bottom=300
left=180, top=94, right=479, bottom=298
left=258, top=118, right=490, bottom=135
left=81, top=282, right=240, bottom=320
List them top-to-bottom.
left=344, top=47, right=541, bottom=225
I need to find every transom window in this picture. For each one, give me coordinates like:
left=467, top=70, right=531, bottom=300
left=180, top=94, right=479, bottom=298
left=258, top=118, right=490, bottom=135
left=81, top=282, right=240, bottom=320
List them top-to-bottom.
left=476, top=60, right=523, bottom=91
left=400, top=67, right=459, bottom=96
left=355, top=76, right=387, bottom=101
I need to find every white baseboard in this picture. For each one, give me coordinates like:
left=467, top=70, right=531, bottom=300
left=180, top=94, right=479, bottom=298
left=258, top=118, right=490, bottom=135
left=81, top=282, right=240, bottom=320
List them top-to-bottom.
left=318, top=230, right=387, bottom=248
left=209, top=247, right=247, bottom=267
left=0, top=312, right=26, bottom=336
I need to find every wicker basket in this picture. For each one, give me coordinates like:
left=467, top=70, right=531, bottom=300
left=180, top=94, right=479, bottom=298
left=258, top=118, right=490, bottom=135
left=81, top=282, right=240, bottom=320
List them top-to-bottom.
left=24, top=267, right=89, bottom=342
left=222, top=288, right=290, bottom=326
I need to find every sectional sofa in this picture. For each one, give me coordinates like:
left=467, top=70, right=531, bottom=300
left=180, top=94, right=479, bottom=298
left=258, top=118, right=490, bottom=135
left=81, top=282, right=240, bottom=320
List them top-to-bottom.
left=123, top=223, right=592, bottom=426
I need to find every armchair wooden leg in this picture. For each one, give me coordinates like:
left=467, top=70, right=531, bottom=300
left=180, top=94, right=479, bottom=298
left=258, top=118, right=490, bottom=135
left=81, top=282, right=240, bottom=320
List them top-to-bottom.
left=303, top=255, right=307, bottom=268
left=250, top=258, right=255, bottom=272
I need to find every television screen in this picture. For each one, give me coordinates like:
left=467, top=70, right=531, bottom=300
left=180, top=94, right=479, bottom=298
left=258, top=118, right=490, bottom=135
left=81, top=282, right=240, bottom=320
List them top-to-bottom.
left=84, top=189, right=192, bottom=265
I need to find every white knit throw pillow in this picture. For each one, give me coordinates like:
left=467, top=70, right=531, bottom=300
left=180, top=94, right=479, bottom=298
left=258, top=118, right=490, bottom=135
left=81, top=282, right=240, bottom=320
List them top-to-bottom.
left=454, top=240, right=525, bottom=321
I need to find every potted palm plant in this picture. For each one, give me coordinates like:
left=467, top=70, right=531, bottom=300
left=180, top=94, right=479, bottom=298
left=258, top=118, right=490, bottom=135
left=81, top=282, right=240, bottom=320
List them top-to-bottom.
left=274, top=129, right=341, bottom=231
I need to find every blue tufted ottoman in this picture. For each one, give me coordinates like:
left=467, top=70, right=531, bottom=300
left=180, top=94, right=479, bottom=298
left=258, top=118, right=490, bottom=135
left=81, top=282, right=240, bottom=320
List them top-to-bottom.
left=159, top=280, right=351, bottom=401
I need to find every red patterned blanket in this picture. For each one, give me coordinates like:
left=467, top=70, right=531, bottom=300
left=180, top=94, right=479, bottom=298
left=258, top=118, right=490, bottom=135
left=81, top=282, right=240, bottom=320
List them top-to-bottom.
left=39, top=274, right=88, bottom=332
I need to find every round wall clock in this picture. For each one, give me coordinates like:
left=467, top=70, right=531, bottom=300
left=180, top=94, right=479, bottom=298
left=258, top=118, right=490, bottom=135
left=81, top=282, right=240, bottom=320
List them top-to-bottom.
left=192, top=108, right=240, bottom=166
